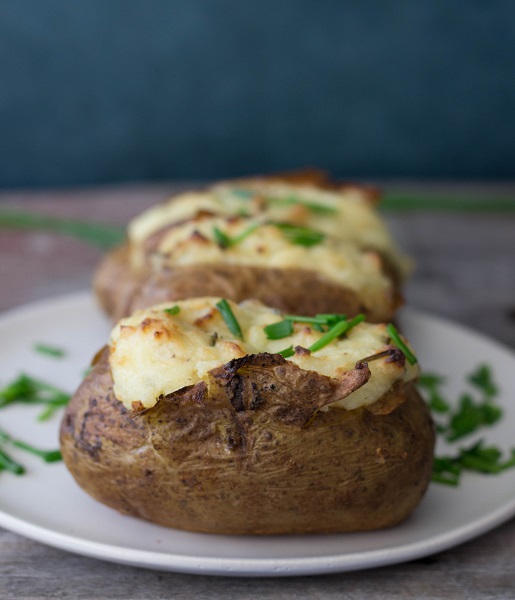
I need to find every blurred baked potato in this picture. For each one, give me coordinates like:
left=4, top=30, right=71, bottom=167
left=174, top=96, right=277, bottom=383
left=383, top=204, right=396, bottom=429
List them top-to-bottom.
left=94, top=172, right=408, bottom=322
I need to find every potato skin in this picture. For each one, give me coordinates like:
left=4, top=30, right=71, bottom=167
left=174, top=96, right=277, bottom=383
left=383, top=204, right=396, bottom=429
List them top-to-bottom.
left=93, top=244, right=402, bottom=322
left=60, top=350, right=434, bottom=535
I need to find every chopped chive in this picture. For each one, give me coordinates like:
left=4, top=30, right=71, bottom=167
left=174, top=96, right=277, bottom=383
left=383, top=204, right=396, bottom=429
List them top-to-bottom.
left=230, top=188, right=255, bottom=199
left=267, top=195, right=338, bottom=215
left=296, top=200, right=338, bottom=215
left=231, top=223, right=260, bottom=245
left=273, top=223, right=325, bottom=247
left=213, top=224, right=259, bottom=248
left=213, top=226, right=232, bottom=248
left=215, top=299, right=244, bottom=340
left=164, top=305, right=180, bottom=316
left=282, top=313, right=347, bottom=328
left=315, top=313, right=348, bottom=322
left=308, top=314, right=365, bottom=354
left=284, top=315, right=328, bottom=325
left=264, top=320, right=294, bottom=340
left=386, top=323, right=418, bottom=365
left=34, top=343, right=66, bottom=358
left=277, top=346, right=295, bottom=358
left=427, top=362, right=515, bottom=486
left=468, top=364, right=498, bottom=397
left=0, top=373, right=70, bottom=414
left=417, top=373, right=446, bottom=388
left=428, top=393, right=451, bottom=413
left=446, top=393, right=503, bottom=442
left=37, top=405, right=60, bottom=422
left=0, top=426, right=62, bottom=474
left=11, top=439, right=62, bottom=463
left=0, top=449, right=25, bottom=475
left=501, top=450, right=515, bottom=470
left=459, top=454, right=502, bottom=474
left=433, top=457, right=461, bottom=477
left=431, top=473, right=460, bottom=486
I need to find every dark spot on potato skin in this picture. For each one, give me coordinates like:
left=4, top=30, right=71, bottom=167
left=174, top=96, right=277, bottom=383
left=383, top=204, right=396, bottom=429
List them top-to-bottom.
left=75, top=396, right=104, bottom=461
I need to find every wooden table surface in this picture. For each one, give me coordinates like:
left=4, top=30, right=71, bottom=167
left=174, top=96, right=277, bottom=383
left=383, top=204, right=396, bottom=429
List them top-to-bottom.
left=1, top=182, right=515, bottom=599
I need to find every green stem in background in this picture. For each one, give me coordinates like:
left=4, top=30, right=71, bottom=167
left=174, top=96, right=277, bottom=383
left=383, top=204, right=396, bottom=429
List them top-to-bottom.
left=1, top=194, right=515, bottom=253
left=381, top=194, right=515, bottom=212
left=0, top=210, right=125, bottom=250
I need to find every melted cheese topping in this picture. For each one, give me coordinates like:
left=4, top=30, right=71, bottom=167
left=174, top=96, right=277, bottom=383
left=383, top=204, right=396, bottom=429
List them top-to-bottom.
left=128, top=181, right=409, bottom=276
left=152, top=216, right=392, bottom=317
left=109, top=298, right=419, bottom=411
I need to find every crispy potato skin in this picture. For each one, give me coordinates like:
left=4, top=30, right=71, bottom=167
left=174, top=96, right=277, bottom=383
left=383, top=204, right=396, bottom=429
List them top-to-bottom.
left=93, top=244, right=402, bottom=322
left=60, top=350, right=434, bottom=535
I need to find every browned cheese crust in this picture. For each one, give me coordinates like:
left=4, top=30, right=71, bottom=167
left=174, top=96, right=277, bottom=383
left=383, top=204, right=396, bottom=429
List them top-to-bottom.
left=93, top=244, right=403, bottom=323
left=60, top=349, right=435, bottom=535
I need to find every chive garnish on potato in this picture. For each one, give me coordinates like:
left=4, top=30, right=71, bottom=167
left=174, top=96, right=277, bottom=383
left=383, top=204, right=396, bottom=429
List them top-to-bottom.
left=227, top=188, right=338, bottom=215
left=267, top=195, right=338, bottom=215
left=213, top=222, right=325, bottom=249
left=273, top=223, right=325, bottom=247
left=213, top=224, right=259, bottom=249
left=215, top=299, right=244, bottom=340
left=164, top=305, right=181, bottom=316
left=264, top=313, right=349, bottom=341
left=275, top=313, right=365, bottom=356
left=308, top=314, right=365, bottom=353
left=264, top=320, right=294, bottom=340
left=386, top=323, right=418, bottom=365
left=277, top=346, right=295, bottom=358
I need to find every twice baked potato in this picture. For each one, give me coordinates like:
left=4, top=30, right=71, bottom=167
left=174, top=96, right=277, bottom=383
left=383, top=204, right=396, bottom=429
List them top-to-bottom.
left=94, top=172, right=408, bottom=322
left=97, top=215, right=403, bottom=323
left=60, top=297, right=434, bottom=535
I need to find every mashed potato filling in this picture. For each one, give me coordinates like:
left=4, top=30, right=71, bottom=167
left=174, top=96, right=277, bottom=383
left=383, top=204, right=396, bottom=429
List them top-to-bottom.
left=128, top=181, right=408, bottom=276
left=109, top=298, right=419, bottom=411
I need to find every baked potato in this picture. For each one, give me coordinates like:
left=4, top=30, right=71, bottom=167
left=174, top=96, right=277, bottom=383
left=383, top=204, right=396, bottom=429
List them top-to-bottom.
left=94, top=172, right=408, bottom=322
left=60, top=297, right=434, bottom=535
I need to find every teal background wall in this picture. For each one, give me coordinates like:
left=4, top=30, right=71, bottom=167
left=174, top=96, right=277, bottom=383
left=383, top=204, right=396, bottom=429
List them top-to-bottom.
left=1, top=1, right=514, bottom=188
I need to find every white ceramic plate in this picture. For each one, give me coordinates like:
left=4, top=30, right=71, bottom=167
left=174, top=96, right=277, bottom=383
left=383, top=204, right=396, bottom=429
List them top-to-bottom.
left=1, top=292, right=515, bottom=577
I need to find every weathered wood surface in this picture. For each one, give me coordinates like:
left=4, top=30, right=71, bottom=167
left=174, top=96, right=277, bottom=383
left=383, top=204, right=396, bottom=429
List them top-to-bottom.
left=1, top=182, right=515, bottom=599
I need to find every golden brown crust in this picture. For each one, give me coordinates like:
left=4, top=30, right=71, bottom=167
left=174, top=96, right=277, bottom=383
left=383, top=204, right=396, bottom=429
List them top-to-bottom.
left=230, top=168, right=381, bottom=205
left=94, top=244, right=403, bottom=322
left=60, top=349, right=434, bottom=535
